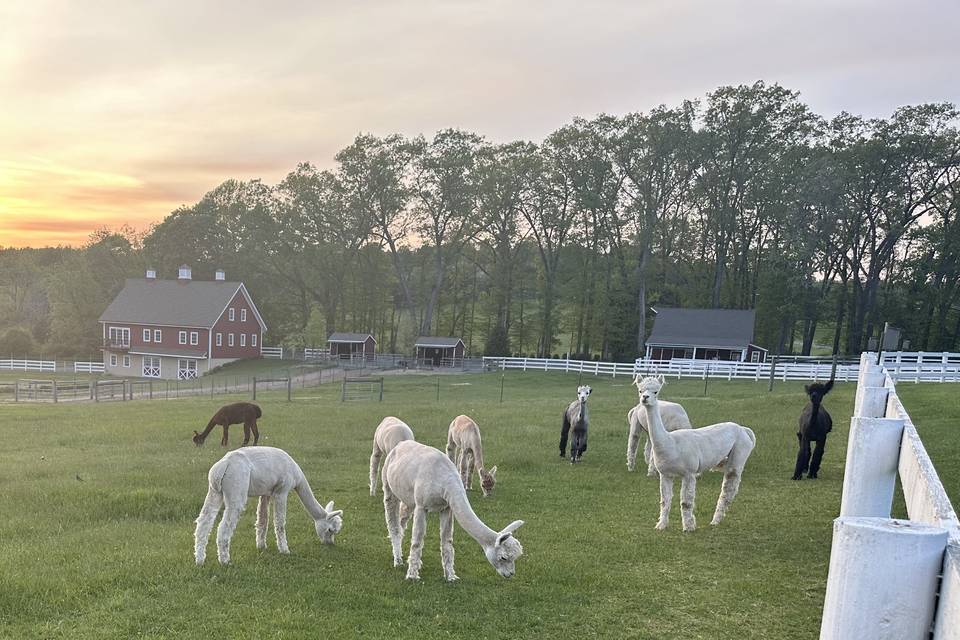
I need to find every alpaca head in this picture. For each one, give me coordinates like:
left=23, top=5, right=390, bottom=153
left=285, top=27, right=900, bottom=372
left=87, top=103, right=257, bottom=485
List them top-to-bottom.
left=636, top=375, right=665, bottom=407
left=804, top=380, right=834, bottom=405
left=576, top=385, right=592, bottom=403
left=192, top=431, right=205, bottom=447
left=479, top=466, right=497, bottom=497
left=315, top=500, right=344, bottom=545
left=484, top=520, right=524, bottom=577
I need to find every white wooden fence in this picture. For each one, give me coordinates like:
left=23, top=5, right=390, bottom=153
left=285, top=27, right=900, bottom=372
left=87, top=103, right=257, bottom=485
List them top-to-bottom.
left=260, top=346, right=283, bottom=359
left=483, top=352, right=960, bottom=383
left=820, top=353, right=959, bottom=639
left=0, top=358, right=56, bottom=372
left=73, top=361, right=105, bottom=373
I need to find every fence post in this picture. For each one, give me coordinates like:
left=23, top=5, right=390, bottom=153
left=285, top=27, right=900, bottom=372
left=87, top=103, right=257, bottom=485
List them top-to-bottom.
left=767, top=357, right=778, bottom=391
left=500, top=373, right=505, bottom=403
left=436, top=376, right=440, bottom=402
left=252, top=377, right=257, bottom=401
left=287, top=377, right=292, bottom=402
left=379, top=377, right=384, bottom=401
left=14, top=380, right=19, bottom=402
left=52, top=380, right=58, bottom=403
left=149, top=381, right=153, bottom=400
left=839, top=417, right=905, bottom=518
left=820, top=517, right=947, bottom=640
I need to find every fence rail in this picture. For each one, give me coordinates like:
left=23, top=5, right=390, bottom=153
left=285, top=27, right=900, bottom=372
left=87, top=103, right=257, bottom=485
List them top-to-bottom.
left=820, top=353, right=959, bottom=639
left=0, top=358, right=56, bottom=372
left=73, top=361, right=105, bottom=373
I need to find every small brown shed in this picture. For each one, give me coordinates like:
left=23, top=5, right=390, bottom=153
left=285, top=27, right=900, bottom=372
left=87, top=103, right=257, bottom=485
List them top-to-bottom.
left=327, top=332, right=377, bottom=359
left=414, top=336, right=465, bottom=366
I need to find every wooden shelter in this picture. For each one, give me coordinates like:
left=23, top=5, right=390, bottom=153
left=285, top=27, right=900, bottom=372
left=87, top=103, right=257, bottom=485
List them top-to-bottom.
left=327, top=332, right=377, bottom=359
left=413, top=336, right=465, bottom=366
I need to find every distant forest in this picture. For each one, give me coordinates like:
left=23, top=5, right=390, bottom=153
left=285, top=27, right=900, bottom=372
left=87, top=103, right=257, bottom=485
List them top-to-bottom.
left=2, top=82, right=959, bottom=360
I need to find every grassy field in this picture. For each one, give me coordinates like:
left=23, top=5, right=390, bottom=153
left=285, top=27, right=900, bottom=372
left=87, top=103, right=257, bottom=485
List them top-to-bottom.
left=0, top=371, right=955, bottom=639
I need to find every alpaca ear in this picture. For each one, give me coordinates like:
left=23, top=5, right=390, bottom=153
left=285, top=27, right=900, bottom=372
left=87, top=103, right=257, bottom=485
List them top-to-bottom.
left=632, top=374, right=641, bottom=387
left=656, top=374, right=665, bottom=385
left=804, top=384, right=811, bottom=394
left=489, top=466, right=497, bottom=478
left=325, top=501, right=335, bottom=512
left=328, top=510, right=343, bottom=518
left=497, top=519, right=525, bottom=545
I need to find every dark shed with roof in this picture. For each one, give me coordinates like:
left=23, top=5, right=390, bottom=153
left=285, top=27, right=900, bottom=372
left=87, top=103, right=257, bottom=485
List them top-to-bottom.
left=645, top=307, right=767, bottom=362
left=327, top=332, right=377, bottom=359
left=413, top=336, right=465, bottom=366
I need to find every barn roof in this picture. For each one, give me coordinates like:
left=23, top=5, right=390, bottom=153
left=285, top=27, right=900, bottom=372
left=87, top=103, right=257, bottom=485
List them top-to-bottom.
left=99, top=278, right=265, bottom=330
left=647, top=307, right=758, bottom=349
left=327, top=332, right=377, bottom=344
left=414, top=336, right=464, bottom=348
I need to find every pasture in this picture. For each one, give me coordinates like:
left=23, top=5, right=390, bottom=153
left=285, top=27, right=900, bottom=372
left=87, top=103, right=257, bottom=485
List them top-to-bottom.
left=0, top=371, right=954, bottom=638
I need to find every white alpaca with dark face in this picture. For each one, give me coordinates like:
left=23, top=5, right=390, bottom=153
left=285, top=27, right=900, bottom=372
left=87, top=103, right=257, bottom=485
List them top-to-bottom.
left=627, top=374, right=693, bottom=475
left=637, top=375, right=756, bottom=532
left=560, top=385, right=591, bottom=463
left=381, top=440, right=524, bottom=581
left=194, top=446, right=343, bottom=565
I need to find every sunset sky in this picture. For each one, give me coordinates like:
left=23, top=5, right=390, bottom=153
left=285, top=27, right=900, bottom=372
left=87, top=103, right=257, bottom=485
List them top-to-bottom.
left=2, top=0, right=958, bottom=248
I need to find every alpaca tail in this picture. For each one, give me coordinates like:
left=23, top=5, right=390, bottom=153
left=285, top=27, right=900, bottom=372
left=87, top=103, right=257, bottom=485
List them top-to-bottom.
left=254, top=404, right=262, bottom=419
left=742, top=426, right=757, bottom=448
left=207, top=458, right=231, bottom=494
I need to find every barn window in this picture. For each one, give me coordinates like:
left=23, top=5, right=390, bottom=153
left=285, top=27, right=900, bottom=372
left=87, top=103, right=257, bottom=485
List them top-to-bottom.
left=229, top=308, right=235, bottom=321
left=241, top=309, right=247, bottom=322
left=143, top=329, right=151, bottom=342
left=154, top=329, right=161, bottom=342
left=179, top=331, right=187, bottom=345
left=190, top=331, right=199, bottom=345
left=216, top=333, right=222, bottom=347
left=228, top=333, right=235, bottom=347
left=240, top=334, right=246, bottom=347
left=251, top=334, right=257, bottom=347
left=110, top=354, right=117, bottom=367
left=123, top=355, right=130, bottom=368
left=143, top=356, right=161, bottom=378
left=177, top=359, right=198, bottom=380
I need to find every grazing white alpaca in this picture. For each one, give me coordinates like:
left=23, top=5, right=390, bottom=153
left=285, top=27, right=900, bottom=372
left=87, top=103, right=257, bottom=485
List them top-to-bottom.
left=627, top=374, right=692, bottom=475
left=637, top=375, right=756, bottom=532
left=446, top=415, right=497, bottom=497
left=369, top=416, right=415, bottom=496
left=381, top=440, right=524, bottom=581
left=194, top=446, right=343, bottom=565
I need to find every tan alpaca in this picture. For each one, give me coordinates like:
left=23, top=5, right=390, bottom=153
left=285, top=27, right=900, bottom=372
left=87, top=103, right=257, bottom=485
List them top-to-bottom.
left=445, top=415, right=497, bottom=497
left=369, top=416, right=415, bottom=496
left=381, top=440, right=524, bottom=581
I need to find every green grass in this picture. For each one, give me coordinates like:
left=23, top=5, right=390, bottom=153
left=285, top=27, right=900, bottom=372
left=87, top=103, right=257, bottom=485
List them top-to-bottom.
left=0, top=372, right=955, bottom=639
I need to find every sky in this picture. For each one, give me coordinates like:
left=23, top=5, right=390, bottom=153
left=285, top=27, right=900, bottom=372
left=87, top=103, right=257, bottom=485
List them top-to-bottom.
left=1, top=0, right=958, bottom=248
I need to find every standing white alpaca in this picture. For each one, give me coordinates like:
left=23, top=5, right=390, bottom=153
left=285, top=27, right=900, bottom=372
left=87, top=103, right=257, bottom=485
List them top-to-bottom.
left=627, top=374, right=692, bottom=475
left=637, top=375, right=756, bottom=532
left=446, top=415, right=497, bottom=497
left=369, top=416, right=415, bottom=496
left=381, top=440, right=524, bottom=581
left=194, top=446, right=343, bottom=565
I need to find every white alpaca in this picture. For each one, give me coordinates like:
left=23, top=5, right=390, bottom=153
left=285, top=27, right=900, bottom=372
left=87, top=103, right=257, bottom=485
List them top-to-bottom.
left=627, top=374, right=693, bottom=475
left=637, top=375, right=756, bottom=532
left=446, top=414, right=497, bottom=497
left=369, top=416, right=416, bottom=496
left=381, top=440, right=524, bottom=581
left=194, top=446, right=343, bottom=565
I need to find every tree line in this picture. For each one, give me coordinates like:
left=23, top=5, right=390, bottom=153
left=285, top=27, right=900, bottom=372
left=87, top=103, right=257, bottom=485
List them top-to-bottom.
left=2, top=81, right=959, bottom=360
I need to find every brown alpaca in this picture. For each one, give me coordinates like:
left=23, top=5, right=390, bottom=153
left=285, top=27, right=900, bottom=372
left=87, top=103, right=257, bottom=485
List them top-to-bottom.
left=193, top=402, right=262, bottom=448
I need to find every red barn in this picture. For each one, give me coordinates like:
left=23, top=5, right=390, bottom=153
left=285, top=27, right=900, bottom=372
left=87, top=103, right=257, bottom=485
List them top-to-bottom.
left=99, top=266, right=266, bottom=379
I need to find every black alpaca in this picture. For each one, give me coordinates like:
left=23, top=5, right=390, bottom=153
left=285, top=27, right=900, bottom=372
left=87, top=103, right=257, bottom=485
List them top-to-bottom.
left=792, top=380, right=834, bottom=480
left=560, top=385, right=591, bottom=463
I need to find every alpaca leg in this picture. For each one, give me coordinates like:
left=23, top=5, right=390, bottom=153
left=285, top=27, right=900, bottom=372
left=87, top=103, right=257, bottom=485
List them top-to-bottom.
left=559, top=413, right=571, bottom=457
left=250, top=419, right=260, bottom=445
left=626, top=419, right=642, bottom=472
left=241, top=424, right=251, bottom=447
left=220, top=425, right=230, bottom=447
left=446, top=435, right=457, bottom=463
left=792, top=436, right=811, bottom=480
left=809, top=439, right=826, bottom=479
left=369, top=445, right=382, bottom=496
left=457, top=450, right=469, bottom=489
left=465, top=451, right=476, bottom=489
left=711, top=470, right=742, bottom=525
left=656, top=474, right=674, bottom=530
left=680, top=474, right=697, bottom=532
left=194, top=488, right=223, bottom=565
left=383, top=490, right=404, bottom=567
left=273, top=493, right=289, bottom=553
left=255, top=495, right=270, bottom=550
left=215, top=496, right=247, bottom=564
left=399, top=501, right=411, bottom=530
left=405, top=506, right=428, bottom=581
left=439, top=507, right=458, bottom=582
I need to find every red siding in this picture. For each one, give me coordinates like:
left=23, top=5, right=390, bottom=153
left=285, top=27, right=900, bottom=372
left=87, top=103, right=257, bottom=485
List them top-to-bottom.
left=210, top=289, right=262, bottom=359
left=105, top=323, right=209, bottom=353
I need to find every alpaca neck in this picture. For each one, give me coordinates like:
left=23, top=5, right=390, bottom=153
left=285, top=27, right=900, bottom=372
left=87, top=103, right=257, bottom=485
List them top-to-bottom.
left=642, top=399, right=676, bottom=456
left=578, top=400, right=586, bottom=424
left=809, top=400, right=821, bottom=424
left=473, top=440, right=486, bottom=472
left=294, top=478, right=327, bottom=522
left=447, top=487, right=497, bottom=548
